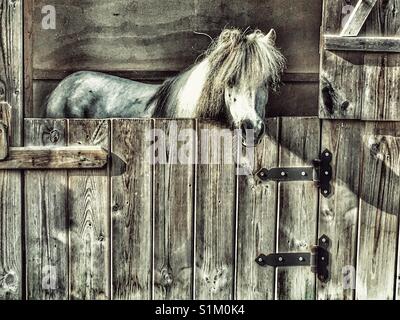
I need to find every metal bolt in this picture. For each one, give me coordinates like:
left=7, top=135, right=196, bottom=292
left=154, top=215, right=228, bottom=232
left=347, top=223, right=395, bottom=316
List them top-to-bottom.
left=325, top=152, right=330, bottom=157
left=259, top=171, right=265, bottom=177
left=281, top=171, right=286, bottom=177
left=301, top=171, right=306, bottom=176
left=325, top=171, right=329, bottom=176
left=323, top=190, right=329, bottom=194
left=321, top=237, right=327, bottom=243
left=278, top=257, right=283, bottom=262
left=298, top=257, right=304, bottom=262
left=321, top=257, right=325, bottom=261
left=258, top=258, right=263, bottom=263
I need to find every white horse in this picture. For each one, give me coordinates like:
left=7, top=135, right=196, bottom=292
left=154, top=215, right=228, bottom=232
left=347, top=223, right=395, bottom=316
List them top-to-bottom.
left=45, top=28, right=285, bottom=145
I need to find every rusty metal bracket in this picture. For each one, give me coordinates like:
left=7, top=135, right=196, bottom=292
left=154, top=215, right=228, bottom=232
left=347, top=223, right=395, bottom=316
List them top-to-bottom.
left=256, top=149, right=333, bottom=198
left=255, top=235, right=330, bottom=283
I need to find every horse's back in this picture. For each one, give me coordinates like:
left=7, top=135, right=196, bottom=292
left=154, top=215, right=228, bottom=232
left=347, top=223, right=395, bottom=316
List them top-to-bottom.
left=45, top=71, right=160, bottom=118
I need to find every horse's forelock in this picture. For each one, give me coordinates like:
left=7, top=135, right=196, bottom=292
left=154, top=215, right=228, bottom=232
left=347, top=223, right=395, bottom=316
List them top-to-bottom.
left=206, top=28, right=286, bottom=90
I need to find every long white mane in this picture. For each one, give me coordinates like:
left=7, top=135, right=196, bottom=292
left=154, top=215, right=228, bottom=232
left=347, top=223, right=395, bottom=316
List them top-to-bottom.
left=148, top=28, right=286, bottom=120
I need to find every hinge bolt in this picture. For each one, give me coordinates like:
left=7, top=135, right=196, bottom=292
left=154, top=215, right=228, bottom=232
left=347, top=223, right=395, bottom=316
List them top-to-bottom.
left=325, top=152, right=330, bottom=157
left=259, top=171, right=265, bottom=177
left=281, top=171, right=286, bottom=177
left=301, top=171, right=306, bottom=176
left=324, top=171, right=329, bottom=176
left=323, top=190, right=329, bottom=195
left=321, top=237, right=327, bottom=243
left=258, top=257, right=263, bottom=263
left=278, top=257, right=283, bottom=262
left=299, top=257, right=304, bottom=262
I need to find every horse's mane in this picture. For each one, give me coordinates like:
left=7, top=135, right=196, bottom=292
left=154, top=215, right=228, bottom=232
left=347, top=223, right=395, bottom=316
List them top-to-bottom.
left=148, top=28, right=286, bottom=119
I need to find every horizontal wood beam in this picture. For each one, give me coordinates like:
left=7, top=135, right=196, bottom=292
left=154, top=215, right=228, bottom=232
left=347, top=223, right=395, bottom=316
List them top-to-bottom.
left=340, top=0, right=378, bottom=37
left=324, top=35, right=400, bottom=53
left=33, top=69, right=320, bottom=83
left=0, top=146, right=108, bottom=170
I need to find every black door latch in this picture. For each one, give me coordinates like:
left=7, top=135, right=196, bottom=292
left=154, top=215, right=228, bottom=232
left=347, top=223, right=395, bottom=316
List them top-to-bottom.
left=256, top=149, right=333, bottom=198
left=255, top=235, right=330, bottom=283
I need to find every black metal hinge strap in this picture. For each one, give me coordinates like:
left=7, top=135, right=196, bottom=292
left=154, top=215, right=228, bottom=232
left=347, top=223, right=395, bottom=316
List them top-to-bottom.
left=256, top=149, right=333, bottom=198
left=255, top=235, right=330, bottom=283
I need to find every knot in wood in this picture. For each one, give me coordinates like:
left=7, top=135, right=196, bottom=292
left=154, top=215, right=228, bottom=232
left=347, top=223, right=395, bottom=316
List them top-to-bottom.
left=49, top=129, right=60, bottom=144
left=161, top=270, right=173, bottom=287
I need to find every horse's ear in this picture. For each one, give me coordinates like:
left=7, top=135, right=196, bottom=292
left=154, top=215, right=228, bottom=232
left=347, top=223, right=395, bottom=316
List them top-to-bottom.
left=265, top=29, right=277, bottom=45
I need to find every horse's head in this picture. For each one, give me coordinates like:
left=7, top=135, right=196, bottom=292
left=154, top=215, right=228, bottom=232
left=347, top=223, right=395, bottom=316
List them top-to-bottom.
left=200, top=28, right=286, bottom=146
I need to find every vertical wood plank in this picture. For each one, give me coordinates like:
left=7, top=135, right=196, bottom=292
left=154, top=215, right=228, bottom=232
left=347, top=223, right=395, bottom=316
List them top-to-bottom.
left=0, top=0, right=23, bottom=300
left=24, top=0, right=34, bottom=117
left=320, top=0, right=364, bottom=119
left=361, top=0, right=400, bottom=120
left=276, top=117, right=320, bottom=300
left=236, top=118, right=279, bottom=300
left=25, top=119, right=68, bottom=300
left=111, top=119, right=152, bottom=300
left=153, top=119, right=195, bottom=300
left=68, top=120, right=110, bottom=300
left=318, top=120, right=364, bottom=300
left=195, top=121, right=236, bottom=300
left=356, top=122, right=400, bottom=300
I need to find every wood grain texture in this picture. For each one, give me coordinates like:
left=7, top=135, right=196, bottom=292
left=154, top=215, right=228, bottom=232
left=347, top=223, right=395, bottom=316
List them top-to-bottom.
left=0, top=0, right=23, bottom=300
left=24, top=0, right=34, bottom=117
left=32, top=0, right=321, bottom=75
left=320, top=0, right=400, bottom=120
left=340, top=0, right=378, bottom=36
left=362, top=0, right=400, bottom=120
left=325, top=35, right=400, bottom=52
left=276, top=117, right=320, bottom=300
left=235, top=118, right=279, bottom=300
left=25, top=119, right=69, bottom=300
left=111, top=119, right=152, bottom=300
left=153, top=119, right=195, bottom=300
left=68, top=120, right=110, bottom=300
left=195, top=120, right=236, bottom=300
left=318, top=120, right=364, bottom=300
left=356, top=122, right=400, bottom=300
left=0, top=146, right=107, bottom=169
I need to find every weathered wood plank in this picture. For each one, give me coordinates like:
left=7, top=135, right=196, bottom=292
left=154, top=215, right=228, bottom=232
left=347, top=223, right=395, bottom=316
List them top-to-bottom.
left=0, top=0, right=23, bottom=300
left=24, top=0, right=34, bottom=117
left=320, top=0, right=365, bottom=120
left=321, top=0, right=400, bottom=121
left=340, top=0, right=378, bottom=36
left=362, top=0, right=400, bottom=120
left=325, top=35, right=400, bottom=53
left=276, top=117, right=320, bottom=300
left=236, top=118, right=279, bottom=300
left=25, top=119, right=68, bottom=300
left=111, top=119, right=152, bottom=300
left=153, top=119, right=195, bottom=300
left=68, top=120, right=110, bottom=300
left=317, top=120, right=364, bottom=300
left=195, top=121, right=236, bottom=300
left=356, top=123, right=400, bottom=300
left=0, top=146, right=107, bottom=169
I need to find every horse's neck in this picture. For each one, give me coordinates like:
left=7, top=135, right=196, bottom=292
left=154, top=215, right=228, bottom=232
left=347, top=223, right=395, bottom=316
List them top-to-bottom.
left=173, top=59, right=210, bottom=118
